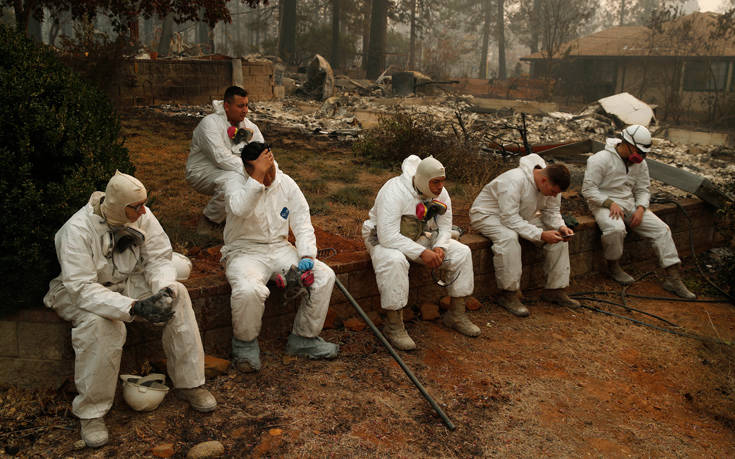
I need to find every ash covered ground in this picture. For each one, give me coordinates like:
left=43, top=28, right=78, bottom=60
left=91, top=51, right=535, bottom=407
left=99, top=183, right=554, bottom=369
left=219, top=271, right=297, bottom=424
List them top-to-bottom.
left=150, top=94, right=735, bottom=200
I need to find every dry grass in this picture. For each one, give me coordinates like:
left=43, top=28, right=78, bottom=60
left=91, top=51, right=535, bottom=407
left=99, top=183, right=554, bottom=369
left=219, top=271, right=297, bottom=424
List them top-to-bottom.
left=6, top=273, right=735, bottom=457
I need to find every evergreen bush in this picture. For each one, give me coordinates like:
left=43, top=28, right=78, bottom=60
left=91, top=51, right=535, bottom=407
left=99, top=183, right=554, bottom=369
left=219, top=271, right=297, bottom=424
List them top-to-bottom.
left=0, top=25, right=134, bottom=316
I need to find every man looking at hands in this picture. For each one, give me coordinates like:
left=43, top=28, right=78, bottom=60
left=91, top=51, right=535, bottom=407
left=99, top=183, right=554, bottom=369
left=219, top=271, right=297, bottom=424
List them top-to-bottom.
left=470, top=154, right=580, bottom=318
left=363, top=155, right=480, bottom=351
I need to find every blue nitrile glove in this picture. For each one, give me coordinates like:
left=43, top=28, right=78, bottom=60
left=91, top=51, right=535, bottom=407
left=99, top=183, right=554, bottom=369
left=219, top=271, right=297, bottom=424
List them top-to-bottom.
left=298, top=257, right=314, bottom=272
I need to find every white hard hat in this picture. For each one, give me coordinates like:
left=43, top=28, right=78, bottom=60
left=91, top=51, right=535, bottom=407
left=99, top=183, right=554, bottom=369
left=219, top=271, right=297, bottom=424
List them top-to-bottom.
left=622, top=125, right=652, bottom=153
left=171, top=252, right=192, bottom=281
left=120, top=373, right=169, bottom=412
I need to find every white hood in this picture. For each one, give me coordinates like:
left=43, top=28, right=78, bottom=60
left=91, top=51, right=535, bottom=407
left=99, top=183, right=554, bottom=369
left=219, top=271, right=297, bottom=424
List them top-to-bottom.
left=212, top=99, right=225, bottom=115
left=518, top=153, right=546, bottom=185
left=363, top=155, right=453, bottom=261
left=400, top=155, right=421, bottom=186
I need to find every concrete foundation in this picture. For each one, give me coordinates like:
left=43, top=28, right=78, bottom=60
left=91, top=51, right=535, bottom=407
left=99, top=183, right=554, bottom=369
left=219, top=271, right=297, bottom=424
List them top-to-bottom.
left=663, top=128, right=735, bottom=148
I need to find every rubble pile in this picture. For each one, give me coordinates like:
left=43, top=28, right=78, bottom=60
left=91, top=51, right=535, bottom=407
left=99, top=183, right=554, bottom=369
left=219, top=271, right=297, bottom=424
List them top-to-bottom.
left=147, top=95, right=734, bottom=191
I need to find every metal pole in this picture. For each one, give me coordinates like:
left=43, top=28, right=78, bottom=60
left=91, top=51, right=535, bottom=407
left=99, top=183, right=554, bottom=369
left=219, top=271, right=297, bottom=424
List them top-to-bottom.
left=334, top=278, right=456, bottom=430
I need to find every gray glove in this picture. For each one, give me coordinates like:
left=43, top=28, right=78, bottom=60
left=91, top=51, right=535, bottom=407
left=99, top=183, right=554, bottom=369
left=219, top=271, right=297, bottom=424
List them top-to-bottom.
left=132, top=287, right=175, bottom=324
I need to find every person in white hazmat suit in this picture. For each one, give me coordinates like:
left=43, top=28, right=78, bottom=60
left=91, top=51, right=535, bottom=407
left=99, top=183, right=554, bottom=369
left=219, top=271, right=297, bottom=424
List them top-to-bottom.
left=186, top=85, right=264, bottom=234
left=581, top=125, right=695, bottom=298
left=218, top=142, right=338, bottom=372
left=470, top=154, right=580, bottom=317
left=362, top=155, right=480, bottom=351
left=43, top=171, right=216, bottom=448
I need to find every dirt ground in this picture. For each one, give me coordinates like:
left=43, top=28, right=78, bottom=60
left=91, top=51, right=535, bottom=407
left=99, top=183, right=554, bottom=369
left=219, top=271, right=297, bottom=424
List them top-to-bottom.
left=3, top=111, right=734, bottom=457
left=3, top=271, right=735, bottom=457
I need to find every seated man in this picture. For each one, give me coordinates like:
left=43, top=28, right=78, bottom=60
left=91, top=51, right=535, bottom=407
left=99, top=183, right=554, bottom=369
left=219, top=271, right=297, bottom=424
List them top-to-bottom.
left=186, top=85, right=264, bottom=234
left=581, top=124, right=695, bottom=298
left=218, top=142, right=338, bottom=372
left=470, top=154, right=580, bottom=318
left=362, top=155, right=480, bottom=351
left=44, top=171, right=215, bottom=448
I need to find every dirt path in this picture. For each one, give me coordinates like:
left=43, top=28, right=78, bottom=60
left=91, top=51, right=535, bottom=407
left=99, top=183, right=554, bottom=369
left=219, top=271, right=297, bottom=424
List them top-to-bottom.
left=5, top=273, right=735, bottom=457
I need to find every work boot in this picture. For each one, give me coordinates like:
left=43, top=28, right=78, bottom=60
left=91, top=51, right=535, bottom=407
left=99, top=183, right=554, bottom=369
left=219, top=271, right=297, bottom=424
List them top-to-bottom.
left=196, top=214, right=224, bottom=239
left=607, top=260, right=634, bottom=285
left=661, top=264, right=696, bottom=299
left=541, top=288, right=581, bottom=309
left=497, top=290, right=529, bottom=317
left=442, top=297, right=481, bottom=337
left=383, top=309, right=416, bottom=351
left=285, top=334, right=339, bottom=359
left=232, top=337, right=261, bottom=373
left=175, top=386, right=217, bottom=412
left=80, top=417, right=108, bottom=448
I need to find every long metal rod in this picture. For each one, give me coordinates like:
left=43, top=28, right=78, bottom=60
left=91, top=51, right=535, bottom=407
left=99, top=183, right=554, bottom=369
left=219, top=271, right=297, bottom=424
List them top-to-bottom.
left=334, top=278, right=456, bottom=430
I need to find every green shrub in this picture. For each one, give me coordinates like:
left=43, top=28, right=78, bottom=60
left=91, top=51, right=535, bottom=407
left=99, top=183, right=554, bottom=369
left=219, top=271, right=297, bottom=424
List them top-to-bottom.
left=0, top=25, right=134, bottom=316
left=352, top=111, right=509, bottom=189
left=352, top=112, right=450, bottom=168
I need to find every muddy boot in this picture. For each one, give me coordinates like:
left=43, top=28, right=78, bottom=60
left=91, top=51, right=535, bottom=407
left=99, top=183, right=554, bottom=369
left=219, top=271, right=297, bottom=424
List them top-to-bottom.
left=196, top=214, right=224, bottom=239
left=607, top=260, right=634, bottom=285
left=661, top=264, right=696, bottom=299
left=541, top=288, right=581, bottom=309
left=497, top=290, right=529, bottom=317
left=442, top=297, right=481, bottom=337
left=383, top=309, right=416, bottom=351
left=285, top=334, right=339, bottom=359
left=232, top=337, right=261, bottom=373
left=175, top=386, right=217, bottom=412
left=80, top=417, right=108, bottom=448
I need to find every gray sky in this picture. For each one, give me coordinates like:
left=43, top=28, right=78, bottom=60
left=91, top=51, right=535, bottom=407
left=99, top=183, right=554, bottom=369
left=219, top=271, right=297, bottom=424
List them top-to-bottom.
left=699, top=0, right=728, bottom=12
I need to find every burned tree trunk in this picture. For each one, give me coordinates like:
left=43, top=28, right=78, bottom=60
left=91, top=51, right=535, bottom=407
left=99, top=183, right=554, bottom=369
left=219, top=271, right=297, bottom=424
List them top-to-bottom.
left=279, top=0, right=297, bottom=63
left=331, top=0, right=341, bottom=70
left=361, top=0, right=372, bottom=71
left=366, top=0, right=388, bottom=79
left=409, top=0, right=417, bottom=69
left=479, top=0, right=491, bottom=79
left=497, top=0, right=506, bottom=79
left=530, top=0, right=540, bottom=53
left=158, top=14, right=174, bottom=57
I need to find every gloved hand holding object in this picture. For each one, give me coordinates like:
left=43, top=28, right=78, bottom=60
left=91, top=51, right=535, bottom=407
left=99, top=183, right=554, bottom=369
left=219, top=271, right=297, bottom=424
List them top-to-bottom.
left=227, top=126, right=254, bottom=144
left=113, top=226, right=145, bottom=252
left=297, top=257, right=314, bottom=272
left=271, top=265, right=313, bottom=303
left=132, top=287, right=175, bottom=324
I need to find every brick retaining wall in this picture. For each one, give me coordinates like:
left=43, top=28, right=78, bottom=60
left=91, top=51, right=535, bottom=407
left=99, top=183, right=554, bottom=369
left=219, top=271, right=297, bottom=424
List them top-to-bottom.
left=104, top=58, right=274, bottom=106
left=0, top=199, right=715, bottom=388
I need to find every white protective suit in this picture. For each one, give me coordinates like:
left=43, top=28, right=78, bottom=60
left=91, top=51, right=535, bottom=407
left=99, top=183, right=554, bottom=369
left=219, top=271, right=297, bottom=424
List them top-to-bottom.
left=186, top=99, right=265, bottom=223
left=581, top=138, right=680, bottom=267
left=470, top=154, right=570, bottom=291
left=362, top=155, right=474, bottom=310
left=218, top=163, right=335, bottom=342
left=43, top=193, right=205, bottom=420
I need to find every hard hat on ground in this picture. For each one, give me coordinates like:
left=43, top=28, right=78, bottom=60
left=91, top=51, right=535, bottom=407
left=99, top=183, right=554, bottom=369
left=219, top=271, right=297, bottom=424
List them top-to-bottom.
left=119, top=373, right=169, bottom=412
